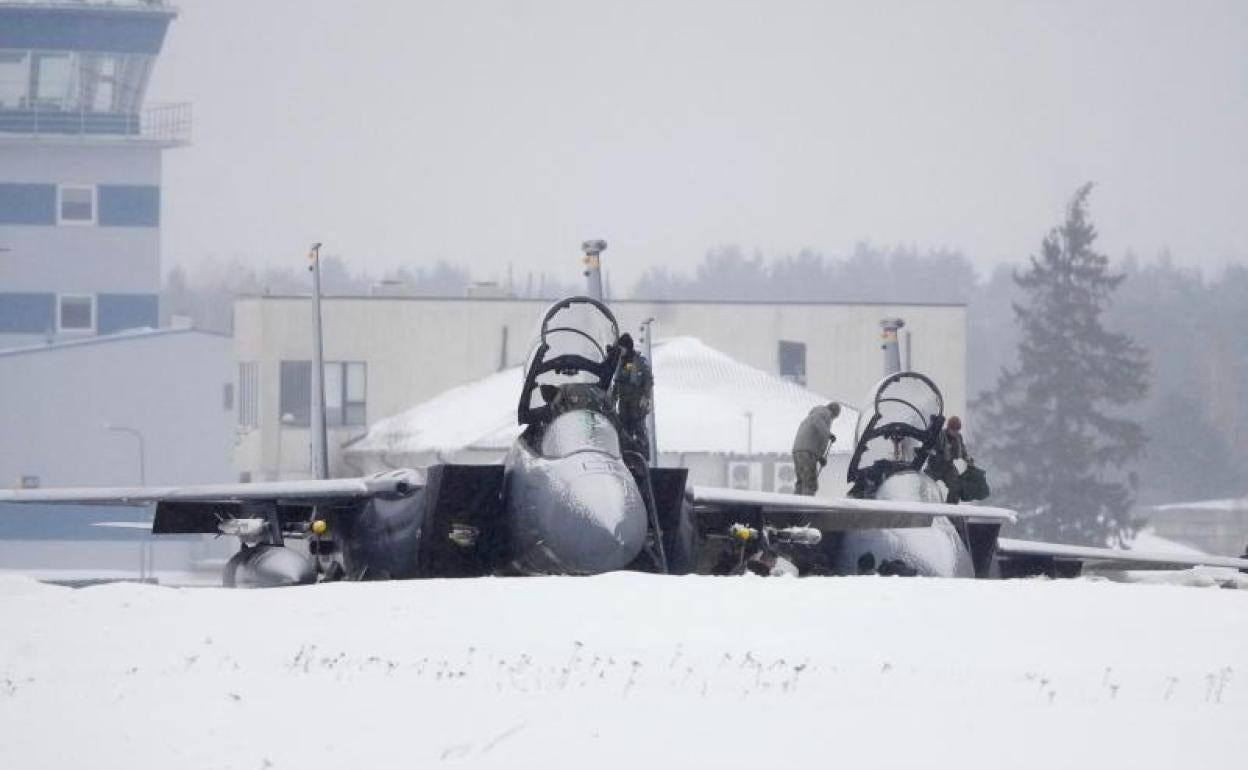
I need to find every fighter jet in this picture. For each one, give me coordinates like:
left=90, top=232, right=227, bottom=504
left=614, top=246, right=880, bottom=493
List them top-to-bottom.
left=4, top=298, right=1245, bottom=585
left=688, top=370, right=1248, bottom=578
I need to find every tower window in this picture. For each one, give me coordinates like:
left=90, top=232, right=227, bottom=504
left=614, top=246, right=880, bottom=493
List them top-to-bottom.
left=58, top=185, right=96, bottom=225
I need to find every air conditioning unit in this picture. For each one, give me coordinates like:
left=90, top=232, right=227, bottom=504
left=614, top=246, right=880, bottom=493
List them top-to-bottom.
left=727, top=461, right=763, bottom=491
left=773, top=461, right=796, bottom=494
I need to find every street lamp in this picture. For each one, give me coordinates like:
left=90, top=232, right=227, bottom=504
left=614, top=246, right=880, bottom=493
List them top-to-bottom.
left=102, top=422, right=150, bottom=581
left=102, top=422, right=145, bottom=486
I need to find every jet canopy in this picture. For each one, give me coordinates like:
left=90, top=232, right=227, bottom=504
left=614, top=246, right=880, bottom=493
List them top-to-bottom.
left=517, top=296, right=621, bottom=426
left=846, top=371, right=945, bottom=496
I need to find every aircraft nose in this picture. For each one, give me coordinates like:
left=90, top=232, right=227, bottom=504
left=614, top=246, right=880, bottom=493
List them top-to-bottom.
left=559, top=472, right=648, bottom=573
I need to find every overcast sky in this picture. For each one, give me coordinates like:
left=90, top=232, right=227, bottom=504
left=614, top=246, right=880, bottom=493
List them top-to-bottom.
left=148, top=0, right=1247, bottom=288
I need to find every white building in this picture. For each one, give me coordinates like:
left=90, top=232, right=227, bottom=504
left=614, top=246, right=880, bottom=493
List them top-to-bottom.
left=233, top=295, right=967, bottom=482
left=0, top=327, right=236, bottom=579
left=0, top=327, right=235, bottom=488
left=345, top=337, right=860, bottom=494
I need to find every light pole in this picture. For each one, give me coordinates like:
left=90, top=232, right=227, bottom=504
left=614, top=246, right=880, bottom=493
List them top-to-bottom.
left=307, top=243, right=329, bottom=480
left=744, top=411, right=754, bottom=456
left=103, top=422, right=149, bottom=580
left=103, top=422, right=145, bottom=486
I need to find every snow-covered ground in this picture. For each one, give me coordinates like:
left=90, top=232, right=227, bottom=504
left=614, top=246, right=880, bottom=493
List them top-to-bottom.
left=2, top=573, right=1246, bottom=769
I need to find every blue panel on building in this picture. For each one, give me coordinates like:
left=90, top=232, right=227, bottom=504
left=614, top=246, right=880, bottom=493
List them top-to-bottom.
left=0, top=9, right=172, bottom=54
left=0, top=184, right=56, bottom=225
left=99, top=185, right=160, bottom=227
left=0, top=293, right=56, bottom=334
left=97, top=294, right=159, bottom=334
left=0, top=503, right=153, bottom=541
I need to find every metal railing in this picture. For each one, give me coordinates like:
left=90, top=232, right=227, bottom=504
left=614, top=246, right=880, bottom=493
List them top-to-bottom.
left=0, top=102, right=191, bottom=144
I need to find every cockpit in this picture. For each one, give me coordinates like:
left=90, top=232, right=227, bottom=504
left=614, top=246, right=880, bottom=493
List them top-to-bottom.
left=516, top=296, right=624, bottom=457
left=846, top=371, right=945, bottom=498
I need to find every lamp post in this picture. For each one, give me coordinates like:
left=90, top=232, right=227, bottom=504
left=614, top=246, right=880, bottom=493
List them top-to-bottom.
left=308, top=243, right=329, bottom=481
left=744, top=411, right=754, bottom=456
left=103, top=422, right=149, bottom=580
left=103, top=422, right=145, bottom=486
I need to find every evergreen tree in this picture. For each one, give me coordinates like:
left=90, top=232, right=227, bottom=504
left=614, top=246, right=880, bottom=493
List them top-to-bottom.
left=974, top=184, right=1148, bottom=544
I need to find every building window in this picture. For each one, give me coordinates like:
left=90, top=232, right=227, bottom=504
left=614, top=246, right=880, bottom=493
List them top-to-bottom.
left=0, top=51, right=28, bottom=109
left=31, top=52, right=72, bottom=109
left=58, top=184, right=96, bottom=225
left=57, top=294, right=95, bottom=332
left=778, top=340, right=807, bottom=386
left=279, top=361, right=367, bottom=427
left=238, top=362, right=259, bottom=428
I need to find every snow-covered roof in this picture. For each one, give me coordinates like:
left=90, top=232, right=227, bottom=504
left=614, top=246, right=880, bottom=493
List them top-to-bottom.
left=0, top=1, right=174, bottom=10
left=0, top=327, right=226, bottom=359
left=347, top=337, right=858, bottom=458
left=1148, top=497, right=1248, bottom=513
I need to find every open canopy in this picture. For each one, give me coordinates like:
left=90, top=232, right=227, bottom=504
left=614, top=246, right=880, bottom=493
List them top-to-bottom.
left=517, top=296, right=620, bottom=425
left=847, top=371, right=944, bottom=487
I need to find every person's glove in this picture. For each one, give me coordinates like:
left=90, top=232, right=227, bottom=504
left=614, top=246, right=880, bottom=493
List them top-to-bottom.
left=828, top=434, right=836, bottom=445
left=817, top=457, right=827, bottom=468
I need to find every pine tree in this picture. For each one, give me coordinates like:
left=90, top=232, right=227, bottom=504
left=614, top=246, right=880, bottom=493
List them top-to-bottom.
left=974, top=184, right=1148, bottom=544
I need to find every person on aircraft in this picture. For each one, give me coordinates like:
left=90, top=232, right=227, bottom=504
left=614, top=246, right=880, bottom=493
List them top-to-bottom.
left=612, top=332, right=654, bottom=461
left=792, top=402, right=841, bottom=495
left=927, top=414, right=971, bottom=503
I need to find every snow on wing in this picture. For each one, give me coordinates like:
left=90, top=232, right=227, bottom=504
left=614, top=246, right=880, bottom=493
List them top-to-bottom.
left=688, top=485, right=1017, bottom=531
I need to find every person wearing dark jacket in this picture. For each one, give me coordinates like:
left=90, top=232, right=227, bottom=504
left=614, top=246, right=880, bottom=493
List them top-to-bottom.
left=612, top=333, right=654, bottom=461
left=791, top=402, right=841, bottom=495
left=927, top=415, right=970, bottom=503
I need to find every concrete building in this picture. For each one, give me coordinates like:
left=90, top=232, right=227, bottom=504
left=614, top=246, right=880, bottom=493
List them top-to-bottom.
left=0, top=1, right=188, bottom=348
left=233, top=294, right=966, bottom=481
left=0, top=327, right=235, bottom=489
left=0, top=328, right=236, bottom=580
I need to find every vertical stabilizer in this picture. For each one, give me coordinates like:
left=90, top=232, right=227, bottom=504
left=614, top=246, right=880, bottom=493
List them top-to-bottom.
left=581, top=239, right=607, bottom=301
left=880, top=318, right=906, bottom=375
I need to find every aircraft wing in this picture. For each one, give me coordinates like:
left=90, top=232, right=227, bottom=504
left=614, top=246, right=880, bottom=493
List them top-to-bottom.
left=0, top=470, right=423, bottom=507
left=688, top=485, right=1016, bottom=532
left=996, top=537, right=1248, bottom=573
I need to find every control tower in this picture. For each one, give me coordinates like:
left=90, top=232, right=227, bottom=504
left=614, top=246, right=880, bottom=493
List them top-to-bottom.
left=0, top=1, right=188, bottom=347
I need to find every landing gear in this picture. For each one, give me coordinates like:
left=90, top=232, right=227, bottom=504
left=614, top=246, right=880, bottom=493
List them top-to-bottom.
left=624, top=450, right=668, bottom=574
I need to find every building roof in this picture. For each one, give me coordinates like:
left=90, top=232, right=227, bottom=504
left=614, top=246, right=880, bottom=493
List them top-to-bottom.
left=0, top=1, right=175, bottom=14
left=238, top=294, right=967, bottom=309
left=0, top=326, right=226, bottom=359
left=346, top=337, right=859, bottom=459
left=1149, top=497, right=1248, bottom=513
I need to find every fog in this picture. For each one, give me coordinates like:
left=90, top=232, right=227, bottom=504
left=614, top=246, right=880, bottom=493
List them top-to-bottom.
left=148, top=0, right=1248, bottom=286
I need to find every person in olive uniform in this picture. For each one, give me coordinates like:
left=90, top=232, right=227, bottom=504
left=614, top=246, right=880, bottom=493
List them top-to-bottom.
left=613, top=333, right=654, bottom=461
left=792, top=402, right=841, bottom=495
left=926, top=415, right=970, bottom=503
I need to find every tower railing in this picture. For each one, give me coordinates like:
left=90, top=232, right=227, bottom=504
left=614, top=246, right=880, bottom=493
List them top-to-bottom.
left=0, top=102, right=191, bottom=144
